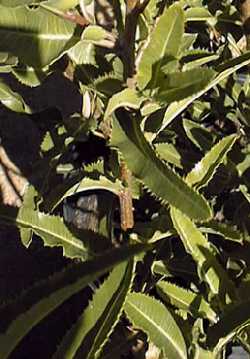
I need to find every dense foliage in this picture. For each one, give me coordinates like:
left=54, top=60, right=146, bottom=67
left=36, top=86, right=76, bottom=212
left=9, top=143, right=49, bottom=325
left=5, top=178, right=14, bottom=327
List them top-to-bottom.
left=0, top=0, right=250, bottom=358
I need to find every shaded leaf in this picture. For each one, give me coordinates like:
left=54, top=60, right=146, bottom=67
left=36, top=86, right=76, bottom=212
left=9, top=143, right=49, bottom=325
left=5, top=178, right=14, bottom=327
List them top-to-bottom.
left=137, top=3, right=184, bottom=90
left=0, top=80, right=31, bottom=113
left=111, top=110, right=212, bottom=221
left=0, top=243, right=149, bottom=359
left=53, top=260, right=134, bottom=359
left=156, top=280, right=218, bottom=323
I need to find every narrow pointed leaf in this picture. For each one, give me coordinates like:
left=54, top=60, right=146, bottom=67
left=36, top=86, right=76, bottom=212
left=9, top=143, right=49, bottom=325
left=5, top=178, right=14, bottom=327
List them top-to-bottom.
left=137, top=3, right=184, bottom=90
left=0, top=5, right=75, bottom=67
left=156, top=51, right=250, bottom=136
left=155, top=68, right=215, bottom=104
left=104, top=88, right=144, bottom=121
left=111, top=110, right=212, bottom=221
left=186, top=135, right=237, bottom=189
left=0, top=204, right=91, bottom=259
left=170, top=208, right=236, bottom=302
left=200, top=220, right=243, bottom=243
left=0, top=243, right=149, bottom=359
left=53, top=260, right=134, bottom=359
left=156, top=280, right=217, bottom=323
left=124, top=292, right=187, bottom=359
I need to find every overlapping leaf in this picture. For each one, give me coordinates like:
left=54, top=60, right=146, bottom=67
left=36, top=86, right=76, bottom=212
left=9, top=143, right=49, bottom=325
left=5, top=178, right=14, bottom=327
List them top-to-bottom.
left=137, top=3, right=184, bottom=90
left=0, top=80, right=31, bottom=113
left=111, top=110, right=212, bottom=221
left=170, top=207, right=237, bottom=303
left=0, top=243, right=148, bottom=359
left=53, top=260, right=134, bottom=359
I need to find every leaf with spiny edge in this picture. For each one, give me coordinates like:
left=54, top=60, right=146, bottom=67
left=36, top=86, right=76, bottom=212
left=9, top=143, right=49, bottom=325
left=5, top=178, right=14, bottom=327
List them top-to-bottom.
left=136, top=3, right=184, bottom=90
left=155, top=51, right=250, bottom=138
left=11, top=66, right=50, bottom=87
left=93, top=73, right=123, bottom=96
left=104, top=88, right=145, bottom=121
left=111, top=109, right=212, bottom=221
left=185, top=134, right=238, bottom=189
left=43, top=161, right=124, bottom=212
left=0, top=203, right=92, bottom=259
left=170, top=207, right=237, bottom=304
left=200, top=220, right=243, bottom=244
left=0, top=243, right=149, bottom=359
left=53, top=260, right=134, bottom=359
left=156, top=280, right=218, bottom=323
left=124, top=292, right=187, bottom=359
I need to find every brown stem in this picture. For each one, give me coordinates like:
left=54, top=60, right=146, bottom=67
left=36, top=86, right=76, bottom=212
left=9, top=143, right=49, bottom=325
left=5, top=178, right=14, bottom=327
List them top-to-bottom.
left=239, top=0, right=250, bottom=49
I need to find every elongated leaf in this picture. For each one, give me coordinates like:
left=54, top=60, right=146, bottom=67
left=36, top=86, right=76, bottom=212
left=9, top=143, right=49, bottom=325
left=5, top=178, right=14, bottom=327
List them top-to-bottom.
left=0, top=0, right=38, bottom=6
left=41, top=0, right=79, bottom=11
left=137, top=3, right=184, bottom=90
left=0, top=5, right=76, bottom=67
left=185, top=7, right=216, bottom=25
left=156, top=51, right=250, bottom=137
left=12, top=66, right=49, bottom=87
left=155, top=68, right=215, bottom=104
left=0, top=80, right=31, bottom=113
left=104, top=88, right=144, bottom=121
left=111, top=110, right=212, bottom=221
left=185, top=135, right=237, bottom=189
left=0, top=204, right=91, bottom=259
left=170, top=208, right=236, bottom=302
left=200, top=220, right=243, bottom=243
left=0, top=243, right=148, bottom=359
left=53, top=260, right=134, bottom=359
left=156, top=281, right=217, bottom=323
left=124, top=292, right=187, bottom=359
left=207, top=299, right=250, bottom=350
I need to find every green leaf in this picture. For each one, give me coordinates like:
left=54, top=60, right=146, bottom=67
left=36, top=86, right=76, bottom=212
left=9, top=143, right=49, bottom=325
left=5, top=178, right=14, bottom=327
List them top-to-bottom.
left=0, top=0, right=39, bottom=6
left=41, top=0, right=79, bottom=11
left=137, top=3, right=184, bottom=90
left=0, top=5, right=76, bottom=68
left=185, top=7, right=216, bottom=25
left=68, top=41, right=96, bottom=66
left=156, top=51, right=250, bottom=138
left=11, top=66, right=49, bottom=87
left=154, top=68, right=215, bottom=104
left=0, top=80, right=31, bottom=113
left=104, top=88, right=144, bottom=121
left=111, top=110, right=212, bottom=221
left=182, top=118, right=214, bottom=151
left=185, top=135, right=237, bottom=189
left=155, top=143, right=183, bottom=168
left=0, top=204, right=91, bottom=259
left=170, top=207, right=237, bottom=302
left=200, top=220, right=243, bottom=244
left=0, top=243, right=148, bottom=359
left=53, top=260, right=134, bottom=359
left=156, top=280, right=218, bottom=323
left=124, top=292, right=187, bottom=359
left=207, top=299, right=250, bottom=351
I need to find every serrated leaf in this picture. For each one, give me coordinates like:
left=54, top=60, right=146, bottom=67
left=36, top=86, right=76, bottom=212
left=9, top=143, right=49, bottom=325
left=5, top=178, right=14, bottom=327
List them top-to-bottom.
left=137, top=3, right=184, bottom=90
left=0, top=5, right=76, bottom=68
left=156, top=51, right=250, bottom=138
left=12, top=66, right=50, bottom=87
left=154, top=68, right=215, bottom=104
left=0, top=80, right=31, bottom=113
left=104, top=88, right=144, bottom=121
left=111, top=110, right=212, bottom=221
left=183, top=118, right=214, bottom=151
left=185, top=135, right=237, bottom=189
left=155, top=143, right=183, bottom=168
left=0, top=204, right=91, bottom=259
left=170, top=207, right=237, bottom=302
left=0, top=243, right=148, bottom=359
left=53, top=260, right=134, bottom=359
left=156, top=280, right=217, bottom=323
left=124, top=292, right=187, bottom=359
